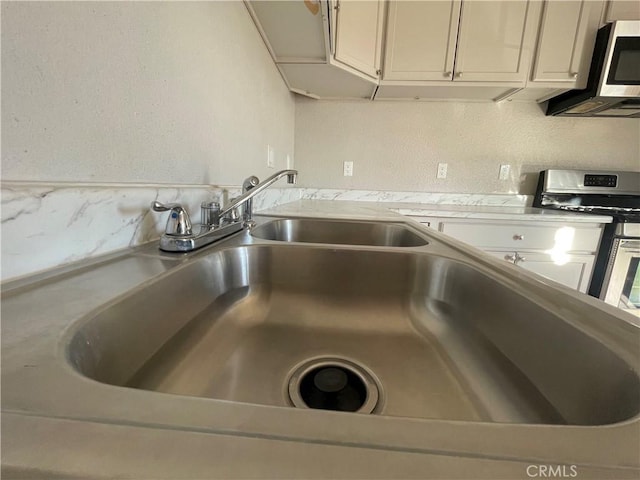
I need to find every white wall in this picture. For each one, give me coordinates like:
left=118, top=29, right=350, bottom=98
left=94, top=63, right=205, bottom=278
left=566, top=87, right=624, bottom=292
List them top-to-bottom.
left=1, top=1, right=296, bottom=281
left=2, top=1, right=295, bottom=185
left=3, top=1, right=639, bottom=195
left=294, top=98, right=640, bottom=194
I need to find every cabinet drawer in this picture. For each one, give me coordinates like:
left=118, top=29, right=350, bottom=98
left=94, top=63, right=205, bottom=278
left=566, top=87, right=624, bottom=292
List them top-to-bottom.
left=441, top=223, right=602, bottom=252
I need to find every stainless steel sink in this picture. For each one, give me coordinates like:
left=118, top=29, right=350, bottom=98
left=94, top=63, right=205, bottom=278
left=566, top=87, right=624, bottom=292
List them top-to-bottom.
left=6, top=212, right=640, bottom=476
left=250, top=218, right=429, bottom=247
left=67, top=244, right=640, bottom=426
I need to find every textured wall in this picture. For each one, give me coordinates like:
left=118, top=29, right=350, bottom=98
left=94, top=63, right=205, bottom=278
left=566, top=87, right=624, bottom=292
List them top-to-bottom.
left=2, top=1, right=295, bottom=185
left=3, top=1, right=639, bottom=193
left=294, top=98, right=640, bottom=194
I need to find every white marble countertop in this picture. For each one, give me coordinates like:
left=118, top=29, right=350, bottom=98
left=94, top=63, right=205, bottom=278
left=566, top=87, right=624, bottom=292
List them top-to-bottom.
left=259, top=200, right=614, bottom=224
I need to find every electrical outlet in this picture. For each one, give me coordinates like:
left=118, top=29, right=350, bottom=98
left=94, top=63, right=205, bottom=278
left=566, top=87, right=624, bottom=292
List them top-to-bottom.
left=267, top=145, right=275, bottom=168
left=343, top=161, right=354, bottom=177
left=437, top=163, right=448, bottom=179
left=499, top=164, right=510, bottom=180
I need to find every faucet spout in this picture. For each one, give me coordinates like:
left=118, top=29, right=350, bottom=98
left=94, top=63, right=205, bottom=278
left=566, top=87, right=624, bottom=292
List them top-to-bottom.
left=219, top=169, right=298, bottom=221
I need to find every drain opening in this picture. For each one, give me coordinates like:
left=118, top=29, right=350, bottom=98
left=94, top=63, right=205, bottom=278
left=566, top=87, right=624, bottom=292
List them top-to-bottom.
left=287, top=358, right=380, bottom=414
left=300, top=366, right=367, bottom=412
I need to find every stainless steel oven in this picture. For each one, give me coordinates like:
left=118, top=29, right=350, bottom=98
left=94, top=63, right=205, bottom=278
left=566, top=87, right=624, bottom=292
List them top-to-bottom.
left=533, top=170, right=640, bottom=315
left=602, top=224, right=640, bottom=314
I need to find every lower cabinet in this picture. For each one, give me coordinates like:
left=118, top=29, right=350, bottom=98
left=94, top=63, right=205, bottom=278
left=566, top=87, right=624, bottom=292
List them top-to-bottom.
left=412, top=217, right=604, bottom=294
left=485, top=251, right=595, bottom=293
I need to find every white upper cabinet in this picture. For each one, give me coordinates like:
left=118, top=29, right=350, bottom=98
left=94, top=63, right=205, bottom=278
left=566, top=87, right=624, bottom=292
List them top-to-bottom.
left=246, top=0, right=623, bottom=100
left=246, top=0, right=378, bottom=99
left=333, top=0, right=385, bottom=78
left=381, top=0, right=541, bottom=84
left=605, top=0, right=640, bottom=21
left=247, top=1, right=327, bottom=63
left=382, top=1, right=461, bottom=81
left=453, top=1, right=541, bottom=83
left=531, top=1, right=605, bottom=87
left=279, top=63, right=377, bottom=99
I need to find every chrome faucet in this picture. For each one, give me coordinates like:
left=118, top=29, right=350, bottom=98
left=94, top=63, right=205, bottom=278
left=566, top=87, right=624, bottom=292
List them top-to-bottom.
left=151, top=169, right=298, bottom=252
left=220, top=170, right=297, bottom=227
left=242, top=175, right=259, bottom=225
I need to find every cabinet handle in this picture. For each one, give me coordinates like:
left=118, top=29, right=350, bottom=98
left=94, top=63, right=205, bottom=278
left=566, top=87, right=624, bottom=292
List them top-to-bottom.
left=444, top=71, right=452, bottom=77
left=455, top=72, right=462, bottom=78
left=570, top=72, right=578, bottom=79
left=513, top=234, right=524, bottom=241
left=505, top=253, right=526, bottom=264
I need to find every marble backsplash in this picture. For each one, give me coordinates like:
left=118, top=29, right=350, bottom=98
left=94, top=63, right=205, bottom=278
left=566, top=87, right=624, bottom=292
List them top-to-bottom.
left=0, top=183, right=302, bottom=282
left=1, top=183, right=530, bottom=282
left=301, top=189, right=531, bottom=206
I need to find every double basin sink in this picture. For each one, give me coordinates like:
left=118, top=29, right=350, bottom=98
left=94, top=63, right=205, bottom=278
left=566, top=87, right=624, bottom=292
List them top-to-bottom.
left=5, top=214, right=640, bottom=474
left=69, top=217, right=639, bottom=427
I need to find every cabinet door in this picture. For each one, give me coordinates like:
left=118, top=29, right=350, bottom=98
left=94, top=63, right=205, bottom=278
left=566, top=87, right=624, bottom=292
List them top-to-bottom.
left=334, top=0, right=385, bottom=78
left=453, top=0, right=540, bottom=82
left=605, top=0, right=640, bottom=21
left=382, top=1, right=461, bottom=81
left=532, top=1, right=604, bottom=86
left=489, top=251, right=595, bottom=293
left=519, top=253, right=595, bottom=293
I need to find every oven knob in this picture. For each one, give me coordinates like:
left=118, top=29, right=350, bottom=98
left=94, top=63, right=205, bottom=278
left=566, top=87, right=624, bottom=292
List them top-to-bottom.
left=513, top=234, right=524, bottom=241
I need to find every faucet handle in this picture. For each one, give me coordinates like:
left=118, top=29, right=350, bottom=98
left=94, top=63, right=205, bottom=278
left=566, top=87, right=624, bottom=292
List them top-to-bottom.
left=151, top=201, right=193, bottom=236
left=152, top=201, right=182, bottom=212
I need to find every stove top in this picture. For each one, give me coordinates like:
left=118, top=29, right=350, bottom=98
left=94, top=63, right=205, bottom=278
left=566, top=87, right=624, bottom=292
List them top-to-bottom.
left=533, top=170, right=640, bottom=223
left=548, top=205, right=640, bottom=223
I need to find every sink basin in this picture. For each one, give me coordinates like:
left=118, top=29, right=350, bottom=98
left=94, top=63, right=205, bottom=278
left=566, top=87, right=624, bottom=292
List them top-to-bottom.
left=250, top=218, right=428, bottom=247
left=67, top=245, right=640, bottom=426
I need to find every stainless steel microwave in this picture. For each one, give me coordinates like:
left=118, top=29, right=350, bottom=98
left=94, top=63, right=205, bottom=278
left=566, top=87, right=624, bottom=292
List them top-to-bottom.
left=546, top=21, right=640, bottom=118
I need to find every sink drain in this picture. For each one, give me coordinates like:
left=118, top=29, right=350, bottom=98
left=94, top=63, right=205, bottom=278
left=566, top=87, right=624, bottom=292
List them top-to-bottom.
left=287, top=358, right=380, bottom=414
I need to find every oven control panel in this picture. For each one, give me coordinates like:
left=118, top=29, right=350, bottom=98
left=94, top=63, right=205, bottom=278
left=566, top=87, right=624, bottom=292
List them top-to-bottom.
left=584, top=174, right=618, bottom=187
